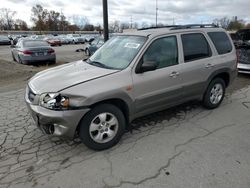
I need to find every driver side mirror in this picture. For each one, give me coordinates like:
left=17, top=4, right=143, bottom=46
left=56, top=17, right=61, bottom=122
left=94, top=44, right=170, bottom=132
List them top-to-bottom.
left=136, top=61, right=157, bottom=73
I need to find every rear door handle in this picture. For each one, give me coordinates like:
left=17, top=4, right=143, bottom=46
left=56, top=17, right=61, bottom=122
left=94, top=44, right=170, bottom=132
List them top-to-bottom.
left=205, top=63, right=214, bottom=68
left=170, top=71, right=179, bottom=77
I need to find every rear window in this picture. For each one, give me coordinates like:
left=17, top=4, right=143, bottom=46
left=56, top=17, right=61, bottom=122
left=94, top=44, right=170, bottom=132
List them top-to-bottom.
left=208, top=32, right=232, bottom=55
left=181, top=33, right=211, bottom=62
left=23, top=41, right=49, bottom=47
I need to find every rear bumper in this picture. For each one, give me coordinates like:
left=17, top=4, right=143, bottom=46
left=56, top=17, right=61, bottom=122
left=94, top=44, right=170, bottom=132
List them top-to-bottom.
left=20, top=54, right=56, bottom=63
left=238, top=63, right=250, bottom=74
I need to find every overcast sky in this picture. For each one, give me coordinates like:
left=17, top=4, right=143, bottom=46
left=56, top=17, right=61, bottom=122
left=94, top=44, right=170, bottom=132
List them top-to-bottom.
left=1, top=0, right=250, bottom=27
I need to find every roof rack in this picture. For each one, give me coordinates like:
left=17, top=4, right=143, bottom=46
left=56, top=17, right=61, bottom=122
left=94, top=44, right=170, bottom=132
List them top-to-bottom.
left=138, top=24, right=219, bottom=31
left=170, top=24, right=219, bottom=30
left=138, top=25, right=182, bottom=31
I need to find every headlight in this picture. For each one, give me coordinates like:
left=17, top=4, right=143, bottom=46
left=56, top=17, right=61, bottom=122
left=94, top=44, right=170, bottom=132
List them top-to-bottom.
left=39, top=93, right=70, bottom=110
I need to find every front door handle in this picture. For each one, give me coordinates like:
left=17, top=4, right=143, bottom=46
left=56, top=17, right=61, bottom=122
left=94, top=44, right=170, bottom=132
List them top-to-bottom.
left=205, top=63, right=214, bottom=68
left=170, top=71, right=179, bottom=77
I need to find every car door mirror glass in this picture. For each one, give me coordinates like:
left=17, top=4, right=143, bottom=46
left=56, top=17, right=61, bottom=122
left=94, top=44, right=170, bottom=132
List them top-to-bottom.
left=138, top=61, right=157, bottom=73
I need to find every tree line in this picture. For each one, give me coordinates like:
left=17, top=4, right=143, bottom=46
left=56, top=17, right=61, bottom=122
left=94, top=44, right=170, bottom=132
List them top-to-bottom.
left=0, top=4, right=250, bottom=32
left=213, top=16, right=250, bottom=31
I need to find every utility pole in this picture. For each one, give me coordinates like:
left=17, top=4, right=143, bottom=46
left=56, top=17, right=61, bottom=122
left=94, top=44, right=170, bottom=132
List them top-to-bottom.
left=102, top=0, right=109, bottom=41
left=156, top=0, right=158, bottom=27
left=130, top=15, right=133, bottom=29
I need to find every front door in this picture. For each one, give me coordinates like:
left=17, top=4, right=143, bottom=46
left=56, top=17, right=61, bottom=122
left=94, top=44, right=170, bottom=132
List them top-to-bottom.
left=132, top=35, right=183, bottom=116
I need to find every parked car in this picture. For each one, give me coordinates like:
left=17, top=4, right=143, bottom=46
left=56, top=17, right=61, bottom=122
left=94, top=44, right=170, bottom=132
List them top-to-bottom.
left=25, top=24, right=237, bottom=150
left=233, top=29, right=250, bottom=74
left=67, top=34, right=85, bottom=44
left=85, top=34, right=96, bottom=43
left=0, top=35, right=11, bottom=45
left=29, top=35, right=46, bottom=40
left=56, top=35, right=70, bottom=44
left=44, top=36, right=62, bottom=46
left=84, top=37, right=104, bottom=56
left=11, top=40, right=56, bottom=65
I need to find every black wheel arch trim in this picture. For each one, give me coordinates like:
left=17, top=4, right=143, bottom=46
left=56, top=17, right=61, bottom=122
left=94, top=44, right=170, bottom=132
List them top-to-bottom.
left=206, top=68, right=232, bottom=88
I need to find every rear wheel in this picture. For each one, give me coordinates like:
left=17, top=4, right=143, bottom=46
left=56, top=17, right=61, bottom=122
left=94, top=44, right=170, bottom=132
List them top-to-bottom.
left=17, top=55, right=23, bottom=64
left=50, top=59, right=56, bottom=64
left=203, top=78, right=225, bottom=109
left=79, top=104, right=126, bottom=150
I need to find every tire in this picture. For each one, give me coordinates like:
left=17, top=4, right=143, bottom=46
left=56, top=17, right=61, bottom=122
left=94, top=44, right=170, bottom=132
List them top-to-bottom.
left=85, top=49, right=90, bottom=56
left=17, top=55, right=23, bottom=64
left=50, top=59, right=56, bottom=64
left=203, top=78, right=225, bottom=109
left=79, top=104, right=126, bottom=150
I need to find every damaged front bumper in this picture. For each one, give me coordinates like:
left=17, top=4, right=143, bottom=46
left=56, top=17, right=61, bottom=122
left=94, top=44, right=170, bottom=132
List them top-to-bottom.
left=25, top=87, right=90, bottom=139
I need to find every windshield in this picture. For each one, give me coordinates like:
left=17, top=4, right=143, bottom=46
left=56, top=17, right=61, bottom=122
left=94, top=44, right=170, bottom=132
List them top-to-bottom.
left=88, top=35, right=146, bottom=70
left=23, top=40, right=49, bottom=47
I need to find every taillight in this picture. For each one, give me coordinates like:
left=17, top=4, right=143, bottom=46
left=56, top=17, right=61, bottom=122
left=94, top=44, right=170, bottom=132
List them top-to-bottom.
left=48, top=49, right=55, bottom=54
left=22, top=50, right=33, bottom=55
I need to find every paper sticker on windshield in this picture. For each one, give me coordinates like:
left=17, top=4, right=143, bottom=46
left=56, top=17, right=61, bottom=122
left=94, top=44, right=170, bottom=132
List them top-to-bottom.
left=124, top=43, right=140, bottom=49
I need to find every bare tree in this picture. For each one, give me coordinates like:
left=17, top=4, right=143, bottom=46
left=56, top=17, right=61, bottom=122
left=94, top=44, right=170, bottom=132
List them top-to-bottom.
left=31, top=4, right=48, bottom=32
left=0, top=8, right=16, bottom=30
left=46, top=10, right=60, bottom=31
left=59, top=13, right=69, bottom=32
left=0, top=17, right=4, bottom=30
left=213, top=17, right=230, bottom=29
left=14, top=19, right=28, bottom=30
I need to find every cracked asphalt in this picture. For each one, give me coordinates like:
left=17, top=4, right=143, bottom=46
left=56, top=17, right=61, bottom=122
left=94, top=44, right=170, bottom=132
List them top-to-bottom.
left=0, top=86, right=250, bottom=188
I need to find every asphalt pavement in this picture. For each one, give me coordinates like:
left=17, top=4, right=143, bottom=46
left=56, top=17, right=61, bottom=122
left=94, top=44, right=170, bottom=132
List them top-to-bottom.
left=0, top=43, right=250, bottom=188
left=0, top=86, right=250, bottom=188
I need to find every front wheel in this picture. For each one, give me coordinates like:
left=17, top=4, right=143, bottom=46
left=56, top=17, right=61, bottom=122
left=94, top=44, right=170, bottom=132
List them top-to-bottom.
left=203, top=78, right=225, bottom=109
left=79, top=104, right=126, bottom=150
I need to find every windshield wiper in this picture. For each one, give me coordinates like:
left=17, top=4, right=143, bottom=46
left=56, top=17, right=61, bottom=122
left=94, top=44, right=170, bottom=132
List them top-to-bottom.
left=85, top=59, right=118, bottom=70
left=88, top=61, right=107, bottom=68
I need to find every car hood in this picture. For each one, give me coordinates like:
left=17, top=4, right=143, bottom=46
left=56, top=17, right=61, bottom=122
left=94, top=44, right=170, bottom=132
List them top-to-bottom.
left=29, top=60, right=119, bottom=94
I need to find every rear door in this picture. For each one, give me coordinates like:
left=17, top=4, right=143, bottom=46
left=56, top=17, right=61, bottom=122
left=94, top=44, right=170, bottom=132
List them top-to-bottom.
left=178, top=32, right=215, bottom=100
left=132, top=35, right=183, bottom=116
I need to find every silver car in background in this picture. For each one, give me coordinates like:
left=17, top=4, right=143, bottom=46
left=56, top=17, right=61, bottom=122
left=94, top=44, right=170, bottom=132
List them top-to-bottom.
left=0, top=35, right=11, bottom=45
left=11, top=40, right=56, bottom=65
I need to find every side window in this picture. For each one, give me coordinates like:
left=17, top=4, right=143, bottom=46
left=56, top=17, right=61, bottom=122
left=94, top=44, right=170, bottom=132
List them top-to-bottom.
left=208, top=32, right=233, bottom=55
left=181, top=33, right=211, bottom=62
left=142, top=36, right=178, bottom=69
